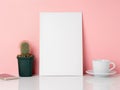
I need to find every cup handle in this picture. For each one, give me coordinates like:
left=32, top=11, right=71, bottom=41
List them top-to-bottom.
left=109, top=62, right=116, bottom=71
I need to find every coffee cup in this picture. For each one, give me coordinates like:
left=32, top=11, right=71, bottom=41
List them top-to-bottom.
left=93, top=59, right=116, bottom=73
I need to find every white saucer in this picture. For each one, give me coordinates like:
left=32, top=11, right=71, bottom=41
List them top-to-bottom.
left=86, top=70, right=117, bottom=77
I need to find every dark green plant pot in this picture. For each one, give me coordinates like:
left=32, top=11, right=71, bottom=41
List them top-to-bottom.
left=17, top=56, right=34, bottom=77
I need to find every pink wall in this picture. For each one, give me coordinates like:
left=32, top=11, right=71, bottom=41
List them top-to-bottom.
left=0, top=0, right=39, bottom=75
left=1, top=0, right=120, bottom=75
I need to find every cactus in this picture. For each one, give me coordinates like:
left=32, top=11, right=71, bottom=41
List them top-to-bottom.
left=17, top=41, right=34, bottom=76
left=20, top=41, right=30, bottom=56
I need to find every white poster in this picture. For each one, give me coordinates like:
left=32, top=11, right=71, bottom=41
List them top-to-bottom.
left=40, top=12, right=83, bottom=76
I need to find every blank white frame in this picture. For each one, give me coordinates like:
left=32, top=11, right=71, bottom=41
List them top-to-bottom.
left=40, top=12, right=83, bottom=76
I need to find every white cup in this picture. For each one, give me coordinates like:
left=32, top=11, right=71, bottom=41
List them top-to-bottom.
left=93, top=59, right=116, bottom=73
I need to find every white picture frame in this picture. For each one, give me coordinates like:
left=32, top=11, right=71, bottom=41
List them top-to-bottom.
left=40, top=12, right=83, bottom=76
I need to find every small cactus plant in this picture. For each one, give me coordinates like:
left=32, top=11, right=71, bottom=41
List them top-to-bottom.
left=17, top=41, right=32, bottom=57
left=17, top=41, right=34, bottom=77
left=21, top=42, right=30, bottom=55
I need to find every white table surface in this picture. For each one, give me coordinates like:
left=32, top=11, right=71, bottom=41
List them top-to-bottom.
left=40, top=74, right=120, bottom=90
left=1, top=75, right=120, bottom=90
left=0, top=76, right=39, bottom=90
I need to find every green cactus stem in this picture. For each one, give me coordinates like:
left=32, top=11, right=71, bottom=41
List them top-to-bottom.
left=20, top=41, right=30, bottom=56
